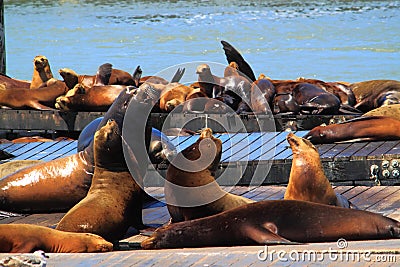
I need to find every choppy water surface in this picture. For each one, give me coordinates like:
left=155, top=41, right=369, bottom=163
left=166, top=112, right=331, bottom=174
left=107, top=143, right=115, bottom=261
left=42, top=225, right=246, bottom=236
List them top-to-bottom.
left=4, top=0, right=400, bottom=82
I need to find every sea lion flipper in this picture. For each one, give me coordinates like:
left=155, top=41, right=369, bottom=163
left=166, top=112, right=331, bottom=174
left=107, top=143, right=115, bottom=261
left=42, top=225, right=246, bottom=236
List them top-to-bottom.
left=220, top=40, right=256, bottom=82
left=94, top=63, right=113, bottom=86
left=132, top=66, right=142, bottom=87
left=170, top=68, right=185, bottom=83
left=242, top=224, right=297, bottom=245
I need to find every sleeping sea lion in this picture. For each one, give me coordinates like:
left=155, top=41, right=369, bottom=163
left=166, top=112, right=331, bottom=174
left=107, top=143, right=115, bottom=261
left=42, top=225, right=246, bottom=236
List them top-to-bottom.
left=362, top=104, right=400, bottom=121
left=304, top=116, right=400, bottom=144
left=141, top=200, right=400, bottom=249
left=0, top=224, right=112, bottom=253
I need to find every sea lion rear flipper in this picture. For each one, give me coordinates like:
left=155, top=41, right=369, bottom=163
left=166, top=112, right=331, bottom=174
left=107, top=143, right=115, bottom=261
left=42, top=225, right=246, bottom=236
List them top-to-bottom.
left=221, top=40, right=256, bottom=82
left=94, top=63, right=113, bottom=86
left=132, top=66, right=143, bottom=87
left=170, top=68, right=185, bottom=83
left=242, top=224, right=300, bottom=245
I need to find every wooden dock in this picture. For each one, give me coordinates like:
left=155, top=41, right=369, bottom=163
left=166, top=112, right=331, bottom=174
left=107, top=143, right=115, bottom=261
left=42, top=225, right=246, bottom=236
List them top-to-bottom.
left=1, top=116, right=399, bottom=265
left=1, top=185, right=399, bottom=266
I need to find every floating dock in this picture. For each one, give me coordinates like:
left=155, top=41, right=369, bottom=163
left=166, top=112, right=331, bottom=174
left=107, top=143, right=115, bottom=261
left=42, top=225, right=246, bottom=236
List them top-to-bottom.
left=0, top=110, right=399, bottom=265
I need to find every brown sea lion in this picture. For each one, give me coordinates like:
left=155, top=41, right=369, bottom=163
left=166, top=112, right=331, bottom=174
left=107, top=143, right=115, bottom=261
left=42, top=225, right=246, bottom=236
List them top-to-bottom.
left=30, top=55, right=55, bottom=89
left=223, top=61, right=240, bottom=77
left=56, top=63, right=127, bottom=111
left=195, top=63, right=225, bottom=98
left=59, top=67, right=135, bottom=90
left=0, top=73, right=30, bottom=89
left=250, top=74, right=275, bottom=114
left=296, top=77, right=356, bottom=106
left=351, top=79, right=400, bottom=112
left=0, top=80, right=68, bottom=110
left=159, top=82, right=194, bottom=112
left=55, top=83, right=126, bottom=111
left=293, top=83, right=341, bottom=115
left=0, top=87, right=137, bottom=213
left=363, top=104, right=400, bottom=121
left=304, top=116, right=400, bottom=144
left=56, top=120, right=144, bottom=241
left=165, top=128, right=254, bottom=223
left=284, top=133, right=351, bottom=208
left=11, top=136, right=54, bottom=143
left=0, top=160, right=43, bottom=178
left=141, top=200, right=400, bottom=249
left=0, top=224, right=112, bottom=253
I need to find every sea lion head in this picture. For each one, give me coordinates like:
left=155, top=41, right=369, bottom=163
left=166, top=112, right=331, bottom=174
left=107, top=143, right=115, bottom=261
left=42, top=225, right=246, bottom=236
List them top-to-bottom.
left=33, top=55, right=50, bottom=71
left=196, top=64, right=211, bottom=75
left=59, top=68, right=79, bottom=89
left=55, top=83, right=87, bottom=110
left=93, top=119, right=125, bottom=169
left=303, top=125, right=329, bottom=144
left=185, top=128, right=222, bottom=175
left=286, top=132, right=318, bottom=155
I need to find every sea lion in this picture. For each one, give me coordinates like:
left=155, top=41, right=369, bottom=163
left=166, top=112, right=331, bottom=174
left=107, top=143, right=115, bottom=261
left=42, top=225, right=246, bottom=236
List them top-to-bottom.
left=30, top=55, right=55, bottom=89
left=56, top=63, right=128, bottom=111
left=59, top=67, right=135, bottom=90
left=0, top=73, right=30, bottom=89
left=250, top=74, right=275, bottom=114
left=296, top=77, right=356, bottom=106
left=351, top=79, right=400, bottom=112
left=0, top=80, right=68, bottom=110
left=55, top=82, right=126, bottom=111
left=159, top=82, right=194, bottom=112
left=292, top=83, right=341, bottom=115
left=0, top=87, right=137, bottom=213
left=362, top=104, right=400, bottom=121
left=304, top=116, right=400, bottom=144
left=56, top=120, right=144, bottom=241
left=165, top=128, right=254, bottom=223
left=284, top=133, right=351, bottom=208
left=0, top=160, right=43, bottom=178
left=141, top=200, right=400, bottom=249
left=0, top=224, right=112, bottom=253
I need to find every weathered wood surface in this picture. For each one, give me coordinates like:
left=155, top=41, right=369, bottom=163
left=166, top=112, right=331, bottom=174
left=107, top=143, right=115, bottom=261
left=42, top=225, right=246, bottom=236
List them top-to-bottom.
left=1, top=186, right=399, bottom=266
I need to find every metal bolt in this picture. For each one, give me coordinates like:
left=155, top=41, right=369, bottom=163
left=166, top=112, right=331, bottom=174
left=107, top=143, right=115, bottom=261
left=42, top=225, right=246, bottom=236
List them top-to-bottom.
left=391, top=159, right=399, bottom=168
left=381, top=160, right=390, bottom=168
left=370, top=165, right=379, bottom=180
left=382, top=169, right=390, bottom=178
left=392, top=169, right=400, bottom=178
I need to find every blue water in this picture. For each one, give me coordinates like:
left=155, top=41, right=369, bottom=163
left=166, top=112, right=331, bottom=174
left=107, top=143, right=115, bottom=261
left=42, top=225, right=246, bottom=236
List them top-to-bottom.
left=4, top=0, right=400, bottom=82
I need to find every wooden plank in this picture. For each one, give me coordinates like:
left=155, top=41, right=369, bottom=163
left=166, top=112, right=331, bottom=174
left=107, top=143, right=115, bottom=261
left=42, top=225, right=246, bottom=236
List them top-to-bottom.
left=235, top=132, right=277, bottom=162
left=255, top=132, right=288, bottom=161
left=223, top=133, right=264, bottom=162
left=39, top=141, right=77, bottom=161
left=351, top=141, right=385, bottom=159
left=367, top=141, right=400, bottom=158
left=10, top=142, right=60, bottom=160
left=334, top=142, right=368, bottom=159
left=315, top=143, right=336, bottom=155
left=320, top=143, right=352, bottom=161
left=353, top=187, right=398, bottom=210
left=365, top=187, right=400, bottom=215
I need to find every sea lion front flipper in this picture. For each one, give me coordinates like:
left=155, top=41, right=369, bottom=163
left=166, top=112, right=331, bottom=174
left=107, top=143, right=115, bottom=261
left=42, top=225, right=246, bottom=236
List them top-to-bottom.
left=242, top=224, right=299, bottom=245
